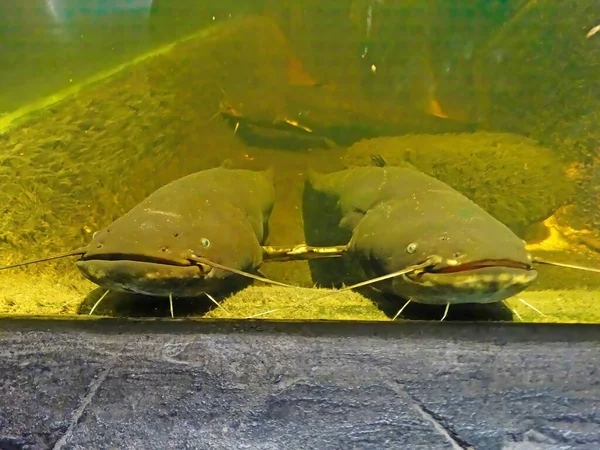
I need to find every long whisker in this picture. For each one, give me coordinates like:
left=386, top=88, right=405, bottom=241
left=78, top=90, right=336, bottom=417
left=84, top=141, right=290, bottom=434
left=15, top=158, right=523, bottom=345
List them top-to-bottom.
left=0, top=248, right=87, bottom=271
left=188, top=255, right=298, bottom=288
left=245, top=257, right=440, bottom=319
left=307, top=257, right=441, bottom=300
left=533, top=257, right=600, bottom=273
left=89, top=290, right=110, bottom=316
left=204, top=292, right=230, bottom=314
left=169, top=293, right=175, bottom=318
left=518, top=297, right=547, bottom=317
left=392, top=299, right=411, bottom=320
left=440, top=302, right=450, bottom=321
left=508, top=305, right=524, bottom=322
left=246, top=307, right=282, bottom=319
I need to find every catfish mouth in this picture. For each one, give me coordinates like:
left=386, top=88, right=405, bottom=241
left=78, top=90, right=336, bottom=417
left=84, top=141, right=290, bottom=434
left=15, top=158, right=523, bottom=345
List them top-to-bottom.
left=75, top=252, right=219, bottom=297
left=80, top=252, right=213, bottom=274
left=82, top=253, right=194, bottom=267
left=400, top=258, right=538, bottom=306
left=431, top=259, right=532, bottom=274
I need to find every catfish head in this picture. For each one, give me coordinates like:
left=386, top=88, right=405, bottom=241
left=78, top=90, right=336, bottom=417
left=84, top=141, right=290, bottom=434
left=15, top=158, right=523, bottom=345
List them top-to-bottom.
left=350, top=189, right=538, bottom=305
left=76, top=197, right=264, bottom=297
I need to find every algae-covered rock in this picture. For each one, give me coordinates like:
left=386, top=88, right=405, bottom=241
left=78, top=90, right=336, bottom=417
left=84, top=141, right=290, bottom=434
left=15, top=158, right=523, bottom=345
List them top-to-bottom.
left=466, top=1, right=600, bottom=238
left=471, top=1, right=600, bottom=161
left=342, top=132, right=574, bottom=236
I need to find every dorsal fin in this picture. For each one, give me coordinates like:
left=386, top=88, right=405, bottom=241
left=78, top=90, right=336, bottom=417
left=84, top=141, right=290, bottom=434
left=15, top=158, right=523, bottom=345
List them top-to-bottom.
left=220, top=159, right=234, bottom=169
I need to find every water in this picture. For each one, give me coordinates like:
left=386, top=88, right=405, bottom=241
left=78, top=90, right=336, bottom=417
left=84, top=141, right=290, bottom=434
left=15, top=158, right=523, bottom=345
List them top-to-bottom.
left=0, top=0, right=599, bottom=323
left=0, top=0, right=257, bottom=114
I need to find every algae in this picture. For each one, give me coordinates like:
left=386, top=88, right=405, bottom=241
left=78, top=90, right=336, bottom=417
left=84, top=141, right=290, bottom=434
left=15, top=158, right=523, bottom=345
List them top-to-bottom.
left=469, top=0, right=600, bottom=238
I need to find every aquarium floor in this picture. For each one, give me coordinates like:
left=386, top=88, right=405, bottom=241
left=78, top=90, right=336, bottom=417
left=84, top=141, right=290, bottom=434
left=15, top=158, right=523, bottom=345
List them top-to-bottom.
left=2, top=231, right=600, bottom=323
left=1, top=268, right=600, bottom=324
left=0, top=319, right=598, bottom=449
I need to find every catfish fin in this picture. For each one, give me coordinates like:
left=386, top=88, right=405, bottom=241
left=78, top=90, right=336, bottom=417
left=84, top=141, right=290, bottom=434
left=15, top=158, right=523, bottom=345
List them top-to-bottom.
left=370, top=154, right=387, bottom=167
left=220, top=159, right=234, bottom=169
left=262, top=166, right=275, bottom=183
left=306, top=168, right=332, bottom=194
left=306, top=168, right=322, bottom=187
left=339, top=208, right=367, bottom=231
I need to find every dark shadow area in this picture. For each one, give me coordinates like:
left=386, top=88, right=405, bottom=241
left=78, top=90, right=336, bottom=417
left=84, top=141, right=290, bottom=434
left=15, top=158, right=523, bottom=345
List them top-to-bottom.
left=302, top=176, right=359, bottom=288
left=76, top=279, right=252, bottom=318
left=373, top=290, right=515, bottom=322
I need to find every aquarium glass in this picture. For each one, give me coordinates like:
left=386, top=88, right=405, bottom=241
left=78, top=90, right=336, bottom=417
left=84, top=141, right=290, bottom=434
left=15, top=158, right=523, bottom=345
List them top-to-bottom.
left=1, top=0, right=599, bottom=323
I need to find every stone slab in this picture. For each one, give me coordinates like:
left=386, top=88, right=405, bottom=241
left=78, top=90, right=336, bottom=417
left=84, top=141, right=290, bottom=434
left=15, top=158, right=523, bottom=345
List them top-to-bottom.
left=0, top=319, right=598, bottom=449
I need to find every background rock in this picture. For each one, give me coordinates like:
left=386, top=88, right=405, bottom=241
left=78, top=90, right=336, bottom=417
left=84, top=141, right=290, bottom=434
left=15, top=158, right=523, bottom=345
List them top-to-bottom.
left=342, top=132, right=575, bottom=237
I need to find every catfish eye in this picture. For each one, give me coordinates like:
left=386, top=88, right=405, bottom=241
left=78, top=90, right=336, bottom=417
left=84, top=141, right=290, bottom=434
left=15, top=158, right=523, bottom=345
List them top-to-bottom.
left=200, top=238, right=211, bottom=248
left=406, top=242, right=417, bottom=254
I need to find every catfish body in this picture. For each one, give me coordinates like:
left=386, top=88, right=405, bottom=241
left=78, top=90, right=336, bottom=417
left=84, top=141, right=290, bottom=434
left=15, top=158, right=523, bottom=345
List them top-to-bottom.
left=306, top=166, right=538, bottom=305
left=76, top=167, right=275, bottom=297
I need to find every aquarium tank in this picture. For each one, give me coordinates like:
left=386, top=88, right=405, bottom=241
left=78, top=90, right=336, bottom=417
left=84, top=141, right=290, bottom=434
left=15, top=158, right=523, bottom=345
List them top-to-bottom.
left=1, top=0, right=599, bottom=324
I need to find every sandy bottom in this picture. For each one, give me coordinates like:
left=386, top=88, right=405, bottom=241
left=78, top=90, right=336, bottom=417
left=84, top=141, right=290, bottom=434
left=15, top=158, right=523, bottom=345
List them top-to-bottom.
left=1, top=266, right=599, bottom=324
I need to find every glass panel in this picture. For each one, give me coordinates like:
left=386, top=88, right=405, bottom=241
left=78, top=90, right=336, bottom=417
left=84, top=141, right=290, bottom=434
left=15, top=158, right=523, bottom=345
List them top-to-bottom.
left=1, top=0, right=599, bottom=323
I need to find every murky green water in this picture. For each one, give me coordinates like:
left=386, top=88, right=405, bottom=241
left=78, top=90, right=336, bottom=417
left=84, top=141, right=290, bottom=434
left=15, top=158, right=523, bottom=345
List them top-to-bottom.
left=0, top=0, right=258, bottom=114
left=1, top=0, right=599, bottom=323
